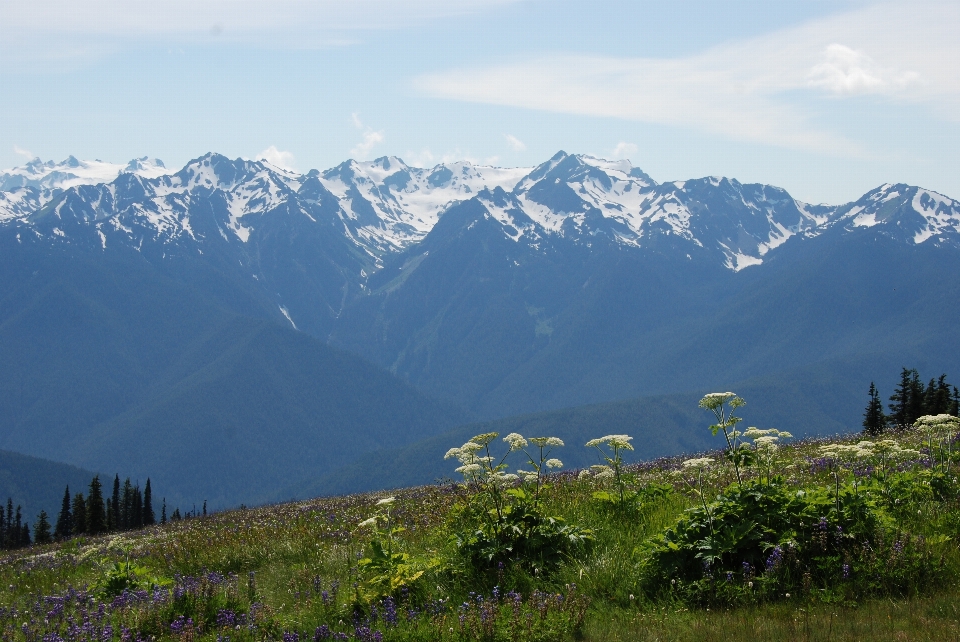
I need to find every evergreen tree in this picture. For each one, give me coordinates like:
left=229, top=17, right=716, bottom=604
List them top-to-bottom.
left=889, top=367, right=916, bottom=429
left=908, top=369, right=925, bottom=424
left=863, top=382, right=886, bottom=435
left=953, top=386, right=960, bottom=417
left=110, top=475, right=121, bottom=532
left=86, top=476, right=106, bottom=535
left=121, top=478, right=133, bottom=530
left=143, top=479, right=155, bottom=526
left=133, top=485, right=143, bottom=528
left=54, top=486, right=72, bottom=540
left=71, top=493, right=86, bottom=535
left=161, top=498, right=167, bottom=525
left=0, top=499, right=7, bottom=549
left=5, top=499, right=13, bottom=548
left=203, top=500, right=207, bottom=517
left=14, top=505, right=23, bottom=546
left=171, top=508, right=181, bottom=521
left=34, top=510, right=52, bottom=545
left=21, top=523, right=30, bottom=547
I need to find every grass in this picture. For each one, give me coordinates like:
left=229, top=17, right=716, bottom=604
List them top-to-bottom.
left=1, top=418, right=958, bottom=641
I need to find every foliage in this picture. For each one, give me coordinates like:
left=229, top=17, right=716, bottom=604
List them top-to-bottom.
left=446, top=433, right=592, bottom=575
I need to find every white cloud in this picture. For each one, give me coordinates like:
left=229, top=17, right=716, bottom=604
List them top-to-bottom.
left=415, top=1, right=960, bottom=155
left=807, top=44, right=919, bottom=96
left=351, top=130, right=385, bottom=159
left=504, top=134, right=526, bottom=151
left=611, top=142, right=637, bottom=160
left=13, top=145, right=34, bottom=160
left=256, top=145, right=297, bottom=171
left=404, top=149, right=436, bottom=168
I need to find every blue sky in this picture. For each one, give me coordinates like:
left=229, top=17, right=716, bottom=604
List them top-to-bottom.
left=2, top=0, right=957, bottom=204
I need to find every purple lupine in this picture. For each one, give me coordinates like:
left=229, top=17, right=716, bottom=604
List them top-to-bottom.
left=766, top=545, right=784, bottom=573
left=842, top=564, right=851, bottom=579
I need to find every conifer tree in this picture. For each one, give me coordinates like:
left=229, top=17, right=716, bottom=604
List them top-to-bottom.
left=889, top=367, right=915, bottom=429
left=908, top=369, right=924, bottom=424
left=863, top=382, right=886, bottom=435
left=953, top=386, right=960, bottom=417
left=110, top=475, right=121, bottom=532
left=86, top=476, right=106, bottom=535
left=121, top=478, right=133, bottom=530
left=143, top=479, right=155, bottom=526
left=133, top=485, right=143, bottom=528
left=54, top=486, right=72, bottom=540
left=71, top=493, right=86, bottom=535
left=161, top=498, right=167, bottom=524
left=5, top=499, right=13, bottom=548
left=14, top=505, right=24, bottom=546
left=171, top=508, right=181, bottom=521
left=34, top=510, right=52, bottom=544
left=21, top=523, right=30, bottom=547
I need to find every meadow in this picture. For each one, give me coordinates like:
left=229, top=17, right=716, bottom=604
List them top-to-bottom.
left=1, top=395, right=958, bottom=641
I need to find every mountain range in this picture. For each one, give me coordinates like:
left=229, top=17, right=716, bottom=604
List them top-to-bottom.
left=1, top=151, right=958, bottom=509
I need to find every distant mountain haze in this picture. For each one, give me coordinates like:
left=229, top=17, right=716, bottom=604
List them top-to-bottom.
left=1, top=152, right=957, bottom=507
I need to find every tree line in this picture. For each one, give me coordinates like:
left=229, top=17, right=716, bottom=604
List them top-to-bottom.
left=863, top=367, right=960, bottom=435
left=1, top=473, right=200, bottom=552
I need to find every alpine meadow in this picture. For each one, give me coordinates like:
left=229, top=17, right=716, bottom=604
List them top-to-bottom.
left=2, top=1, right=960, bottom=640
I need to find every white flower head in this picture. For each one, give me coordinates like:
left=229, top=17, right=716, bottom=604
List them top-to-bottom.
left=698, top=392, right=738, bottom=410
left=469, top=432, right=499, bottom=447
left=503, top=433, right=528, bottom=451
left=586, top=434, right=634, bottom=450
left=529, top=436, right=564, bottom=447
left=443, top=447, right=462, bottom=460
left=682, top=457, right=714, bottom=469
left=545, top=458, right=563, bottom=469
left=455, top=463, right=482, bottom=475
left=591, top=464, right=615, bottom=480
left=516, top=469, right=539, bottom=482
left=577, top=469, right=592, bottom=480
left=376, top=496, right=396, bottom=506
left=358, top=517, right=378, bottom=528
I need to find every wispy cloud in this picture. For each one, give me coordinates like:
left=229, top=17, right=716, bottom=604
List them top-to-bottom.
left=0, top=0, right=520, bottom=65
left=416, top=1, right=960, bottom=155
left=350, top=113, right=385, bottom=159
left=504, top=134, right=526, bottom=152
left=13, top=145, right=34, bottom=160
left=256, top=145, right=296, bottom=171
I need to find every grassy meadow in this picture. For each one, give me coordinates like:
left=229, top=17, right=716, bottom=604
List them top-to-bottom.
left=1, top=398, right=959, bottom=641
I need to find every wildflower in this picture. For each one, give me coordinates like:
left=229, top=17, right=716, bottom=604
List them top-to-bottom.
left=698, top=392, right=738, bottom=409
left=469, top=432, right=499, bottom=446
left=503, top=433, right=528, bottom=451
left=585, top=435, right=634, bottom=450
left=529, top=437, right=564, bottom=447
left=682, top=457, right=714, bottom=469
left=545, top=458, right=563, bottom=469
left=591, top=465, right=615, bottom=480
left=577, top=469, right=592, bottom=480
left=516, top=470, right=539, bottom=482
left=375, top=497, right=395, bottom=506
left=357, top=517, right=377, bottom=529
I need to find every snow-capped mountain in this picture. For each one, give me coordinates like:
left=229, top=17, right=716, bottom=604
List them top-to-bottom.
left=2, top=151, right=959, bottom=274
left=0, top=155, right=169, bottom=191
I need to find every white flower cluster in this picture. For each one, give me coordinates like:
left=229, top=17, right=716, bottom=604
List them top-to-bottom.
left=698, top=392, right=740, bottom=410
left=915, top=414, right=960, bottom=429
left=503, top=433, right=528, bottom=451
left=585, top=435, right=634, bottom=450
left=529, top=437, right=565, bottom=447
left=819, top=441, right=876, bottom=460
left=682, top=457, right=714, bottom=470
left=590, top=465, right=616, bottom=480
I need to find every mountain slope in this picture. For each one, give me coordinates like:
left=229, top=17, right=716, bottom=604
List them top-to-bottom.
left=0, top=240, right=463, bottom=508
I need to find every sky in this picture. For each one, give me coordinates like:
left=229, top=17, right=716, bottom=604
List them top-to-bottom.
left=1, top=0, right=958, bottom=204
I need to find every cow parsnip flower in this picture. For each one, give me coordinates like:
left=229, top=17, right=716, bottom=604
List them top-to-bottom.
left=503, top=433, right=528, bottom=451
left=529, top=437, right=565, bottom=447
left=682, top=457, right=714, bottom=469
left=545, top=458, right=563, bottom=469
left=376, top=496, right=396, bottom=506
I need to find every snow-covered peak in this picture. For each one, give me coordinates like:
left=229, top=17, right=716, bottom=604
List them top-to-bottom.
left=0, top=156, right=171, bottom=192
left=836, top=183, right=960, bottom=245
